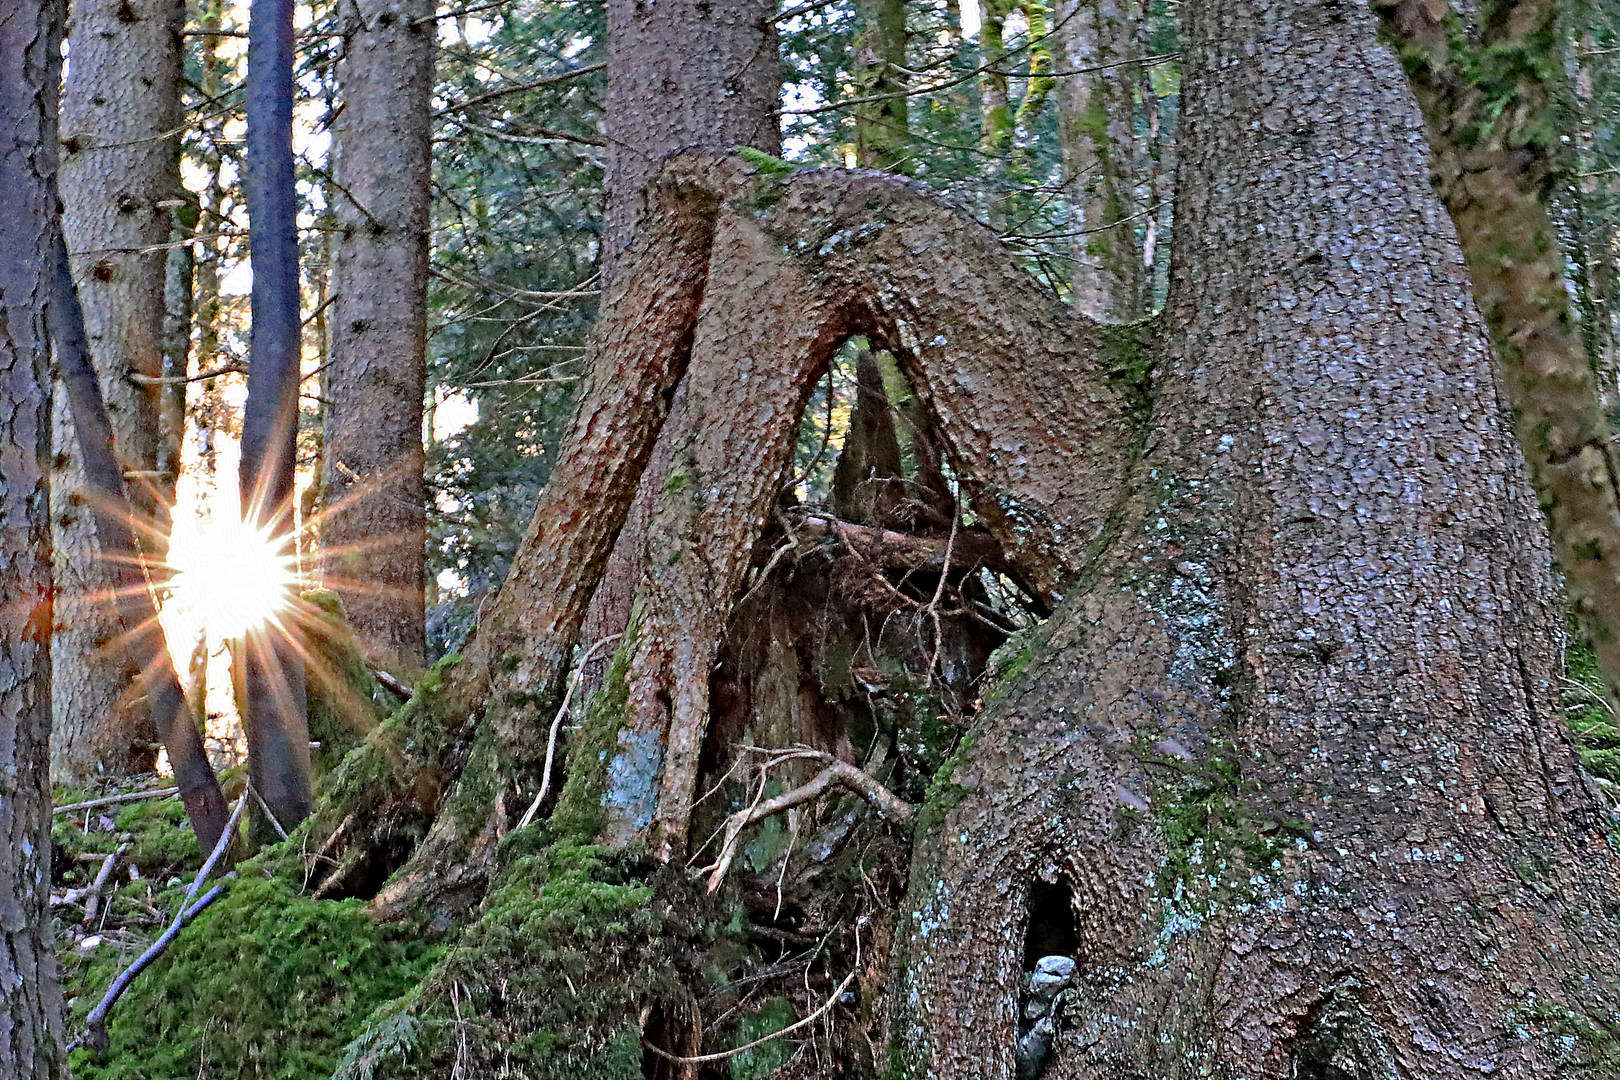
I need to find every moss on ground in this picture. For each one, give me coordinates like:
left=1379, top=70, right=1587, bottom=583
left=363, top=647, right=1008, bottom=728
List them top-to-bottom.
left=1563, top=631, right=1620, bottom=786
left=337, top=835, right=696, bottom=1080
left=66, top=875, right=439, bottom=1080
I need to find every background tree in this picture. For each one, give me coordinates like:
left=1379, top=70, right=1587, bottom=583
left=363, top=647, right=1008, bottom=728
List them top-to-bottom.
left=51, top=0, right=189, bottom=781
left=240, top=0, right=312, bottom=835
left=322, top=0, right=436, bottom=675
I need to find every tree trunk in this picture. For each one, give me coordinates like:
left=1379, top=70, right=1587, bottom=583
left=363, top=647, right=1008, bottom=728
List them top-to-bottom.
left=0, top=0, right=70, bottom=1072
left=51, top=0, right=187, bottom=781
left=242, top=0, right=312, bottom=836
left=322, top=0, right=434, bottom=675
left=580, top=0, right=781, bottom=693
left=853, top=0, right=909, bottom=171
left=892, top=0, right=1620, bottom=1074
left=1054, top=0, right=1147, bottom=320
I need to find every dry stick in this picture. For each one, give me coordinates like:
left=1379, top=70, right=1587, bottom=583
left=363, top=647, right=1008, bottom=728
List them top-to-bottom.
left=516, top=632, right=625, bottom=829
left=374, top=668, right=413, bottom=701
left=703, top=748, right=913, bottom=894
left=248, top=782, right=291, bottom=842
left=54, top=787, right=180, bottom=816
left=79, top=791, right=248, bottom=1053
left=82, top=844, right=127, bottom=928
left=643, top=927, right=863, bottom=1065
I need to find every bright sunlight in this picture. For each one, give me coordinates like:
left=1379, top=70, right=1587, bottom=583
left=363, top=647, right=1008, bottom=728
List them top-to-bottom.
left=162, top=513, right=301, bottom=642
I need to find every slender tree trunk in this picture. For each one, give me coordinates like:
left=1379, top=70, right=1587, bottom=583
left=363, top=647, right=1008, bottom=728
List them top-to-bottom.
left=0, top=0, right=70, bottom=1071
left=51, top=0, right=188, bottom=780
left=242, top=0, right=312, bottom=837
left=322, top=0, right=434, bottom=675
left=853, top=0, right=909, bottom=171
left=1054, top=0, right=1146, bottom=320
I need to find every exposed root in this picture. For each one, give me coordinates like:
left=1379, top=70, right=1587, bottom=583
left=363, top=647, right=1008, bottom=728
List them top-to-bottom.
left=703, top=746, right=913, bottom=893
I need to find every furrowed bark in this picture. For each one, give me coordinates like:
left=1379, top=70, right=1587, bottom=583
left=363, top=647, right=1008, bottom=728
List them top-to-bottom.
left=891, top=0, right=1620, bottom=1073
left=1373, top=0, right=1620, bottom=708
left=0, top=1, right=71, bottom=1070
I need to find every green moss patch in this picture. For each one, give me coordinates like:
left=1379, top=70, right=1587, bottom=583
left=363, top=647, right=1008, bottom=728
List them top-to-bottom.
left=67, top=875, right=438, bottom=1080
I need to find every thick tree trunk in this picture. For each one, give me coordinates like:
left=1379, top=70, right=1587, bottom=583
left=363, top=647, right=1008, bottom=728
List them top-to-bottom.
left=0, top=0, right=70, bottom=1072
left=51, top=0, right=187, bottom=781
left=322, top=0, right=434, bottom=675
left=581, top=0, right=781, bottom=692
left=891, top=0, right=1620, bottom=1075
left=1374, top=0, right=1620, bottom=715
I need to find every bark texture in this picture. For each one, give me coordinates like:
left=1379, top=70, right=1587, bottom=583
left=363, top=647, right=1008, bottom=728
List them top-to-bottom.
left=0, top=0, right=69, bottom=1071
left=52, top=0, right=187, bottom=780
left=322, top=0, right=434, bottom=674
left=582, top=0, right=782, bottom=696
left=601, top=0, right=780, bottom=272
left=892, top=0, right=1620, bottom=1075
left=1055, top=0, right=1147, bottom=320
left=1373, top=0, right=1620, bottom=711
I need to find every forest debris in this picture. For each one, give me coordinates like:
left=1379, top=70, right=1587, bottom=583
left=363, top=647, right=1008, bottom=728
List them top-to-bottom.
left=517, top=632, right=623, bottom=830
left=703, top=747, right=913, bottom=894
left=54, top=787, right=180, bottom=816
left=76, top=790, right=247, bottom=1054
left=81, top=844, right=127, bottom=927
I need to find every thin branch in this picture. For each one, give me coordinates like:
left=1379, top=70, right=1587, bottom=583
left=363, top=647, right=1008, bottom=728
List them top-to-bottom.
left=434, top=63, right=605, bottom=116
left=518, top=633, right=624, bottom=829
left=703, top=747, right=912, bottom=893
left=55, top=787, right=180, bottom=815
left=78, top=791, right=248, bottom=1054
left=643, top=965, right=860, bottom=1064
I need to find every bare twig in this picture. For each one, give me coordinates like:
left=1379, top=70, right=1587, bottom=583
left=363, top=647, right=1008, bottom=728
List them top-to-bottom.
left=517, top=633, right=625, bottom=830
left=703, top=748, right=912, bottom=893
left=55, top=787, right=180, bottom=816
left=78, top=791, right=247, bottom=1054
left=82, top=844, right=127, bottom=927
left=644, top=926, right=863, bottom=1064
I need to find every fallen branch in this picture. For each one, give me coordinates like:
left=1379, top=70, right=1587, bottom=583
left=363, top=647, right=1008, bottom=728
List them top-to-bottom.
left=517, top=633, right=623, bottom=830
left=374, top=668, right=413, bottom=701
left=703, top=747, right=912, bottom=893
left=55, top=787, right=180, bottom=816
left=77, top=790, right=247, bottom=1054
left=82, top=844, right=127, bottom=928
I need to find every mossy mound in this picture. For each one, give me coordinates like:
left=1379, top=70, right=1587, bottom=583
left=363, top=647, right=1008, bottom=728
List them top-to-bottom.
left=338, top=835, right=700, bottom=1080
left=68, top=874, right=438, bottom=1080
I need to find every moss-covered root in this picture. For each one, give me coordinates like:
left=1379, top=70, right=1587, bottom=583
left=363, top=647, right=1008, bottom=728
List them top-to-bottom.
left=280, top=650, right=466, bottom=899
left=337, top=839, right=696, bottom=1080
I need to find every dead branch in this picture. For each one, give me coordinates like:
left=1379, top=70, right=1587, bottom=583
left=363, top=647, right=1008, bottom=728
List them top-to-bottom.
left=704, top=748, right=912, bottom=893
left=55, top=787, right=180, bottom=815
left=78, top=790, right=247, bottom=1054
left=82, top=844, right=127, bottom=927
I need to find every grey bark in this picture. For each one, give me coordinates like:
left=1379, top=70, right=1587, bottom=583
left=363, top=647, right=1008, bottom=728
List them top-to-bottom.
left=0, top=0, right=69, bottom=1072
left=52, top=0, right=187, bottom=781
left=322, top=0, right=435, bottom=674
left=891, top=0, right=1620, bottom=1074
left=1054, top=0, right=1147, bottom=321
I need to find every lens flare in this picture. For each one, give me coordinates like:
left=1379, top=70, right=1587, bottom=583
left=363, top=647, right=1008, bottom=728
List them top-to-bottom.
left=162, top=514, right=301, bottom=641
